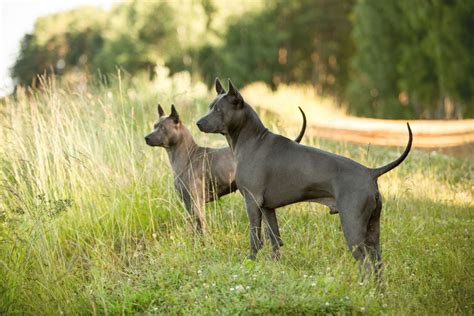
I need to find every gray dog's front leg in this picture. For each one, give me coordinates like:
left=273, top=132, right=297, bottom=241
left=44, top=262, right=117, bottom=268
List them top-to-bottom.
left=244, top=195, right=263, bottom=260
left=263, top=208, right=282, bottom=259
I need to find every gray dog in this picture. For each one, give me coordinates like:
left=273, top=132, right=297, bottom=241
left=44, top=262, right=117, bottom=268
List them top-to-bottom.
left=197, top=78, right=412, bottom=280
left=145, top=103, right=306, bottom=234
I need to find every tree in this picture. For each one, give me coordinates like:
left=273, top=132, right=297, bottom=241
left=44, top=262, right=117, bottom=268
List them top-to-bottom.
left=197, top=0, right=355, bottom=100
left=348, top=0, right=474, bottom=119
left=348, top=0, right=411, bottom=118
left=397, top=0, right=474, bottom=118
left=92, top=1, right=178, bottom=77
left=11, top=6, right=106, bottom=86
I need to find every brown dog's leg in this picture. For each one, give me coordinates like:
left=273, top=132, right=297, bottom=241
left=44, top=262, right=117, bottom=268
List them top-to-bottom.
left=182, top=189, right=206, bottom=235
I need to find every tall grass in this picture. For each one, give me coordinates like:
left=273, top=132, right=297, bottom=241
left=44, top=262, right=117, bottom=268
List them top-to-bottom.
left=0, top=71, right=472, bottom=314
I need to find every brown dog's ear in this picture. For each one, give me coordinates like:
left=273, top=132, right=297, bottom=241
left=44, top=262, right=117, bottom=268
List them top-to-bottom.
left=215, top=77, right=225, bottom=94
left=227, top=79, right=243, bottom=107
left=157, top=104, right=165, bottom=117
left=170, top=104, right=180, bottom=123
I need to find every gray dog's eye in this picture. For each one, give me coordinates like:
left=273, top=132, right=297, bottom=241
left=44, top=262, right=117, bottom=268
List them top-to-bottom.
left=216, top=107, right=221, bottom=112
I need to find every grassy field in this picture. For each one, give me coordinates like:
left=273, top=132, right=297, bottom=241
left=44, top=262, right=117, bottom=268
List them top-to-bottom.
left=0, top=72, right=473, bottom=315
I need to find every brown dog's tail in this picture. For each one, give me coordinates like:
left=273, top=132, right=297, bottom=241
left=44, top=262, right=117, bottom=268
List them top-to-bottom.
left=294, top=106, right=307, bottom=143
left=370, top=123, right=413, bottom=178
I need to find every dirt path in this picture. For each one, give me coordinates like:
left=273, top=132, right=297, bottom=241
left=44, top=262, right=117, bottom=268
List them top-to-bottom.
left=258, top=107, right=474, bottom=152
left=306, top=117, right=474, bottom=148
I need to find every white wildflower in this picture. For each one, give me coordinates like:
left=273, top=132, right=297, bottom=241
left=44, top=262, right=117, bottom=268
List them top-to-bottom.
left=235, top=285, right=244, bottom=291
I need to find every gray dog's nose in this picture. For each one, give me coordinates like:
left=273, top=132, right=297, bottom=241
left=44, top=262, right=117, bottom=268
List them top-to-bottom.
left=196, top=119, right=205, bottom=130
left=144, top=135, right=150, bottom=144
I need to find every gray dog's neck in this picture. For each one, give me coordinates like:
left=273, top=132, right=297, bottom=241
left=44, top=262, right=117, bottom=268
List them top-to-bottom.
left=227, top=104, right=267, bottom=151
left=166, top=126, right=199, bottom=176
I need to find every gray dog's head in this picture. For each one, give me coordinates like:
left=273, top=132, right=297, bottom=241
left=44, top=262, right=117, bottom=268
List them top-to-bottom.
left=196, top=78, right=245, bottom=135
left=145, top=104, right=182, bottom=147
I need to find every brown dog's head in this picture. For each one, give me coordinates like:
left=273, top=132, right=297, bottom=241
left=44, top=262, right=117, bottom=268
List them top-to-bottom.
left=196, top=78, right=245, bottom=135
left=145, top=104, right=182, bottom=148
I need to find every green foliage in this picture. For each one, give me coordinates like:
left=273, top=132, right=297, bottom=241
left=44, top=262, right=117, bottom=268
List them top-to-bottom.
left=92, top=0, right=178, bottom=76
left=198, top=0, right=354, bottom=98
left=270, top=0, right=354, bottom=98
left=349, top=0, right=474, bottom=119
left=397, top=0, right=474, bottom=118
left=347, top=1, right=404, bottom=118
left=213, top=6, right=284, bottom=86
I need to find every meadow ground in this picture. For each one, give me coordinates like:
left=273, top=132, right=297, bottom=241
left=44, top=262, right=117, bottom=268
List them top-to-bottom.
left=0, top=72, right=472, bottom=314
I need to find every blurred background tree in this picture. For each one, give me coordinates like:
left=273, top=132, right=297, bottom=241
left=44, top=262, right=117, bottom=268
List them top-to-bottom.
left=10, top=0, right=474, bottom=119
left=92, top=0, right=179, bottom=78
left=196, top=0, right=354, bottom=100
left=349, top=0, right=474, bottom=119
left=11, top=6, right=106, bottom=87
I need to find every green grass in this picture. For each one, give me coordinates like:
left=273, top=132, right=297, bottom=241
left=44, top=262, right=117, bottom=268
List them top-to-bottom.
left=0, top=72, right=473, bottom=315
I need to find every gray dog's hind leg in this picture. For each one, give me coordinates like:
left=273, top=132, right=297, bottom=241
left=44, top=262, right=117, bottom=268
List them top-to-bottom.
left=337, top=193, right=375, bottom=279
left=244, top=195, right=263, bottom=260
left=366, top=197, right=383, bottom=285
left=262, top=208, right=283, bottom=259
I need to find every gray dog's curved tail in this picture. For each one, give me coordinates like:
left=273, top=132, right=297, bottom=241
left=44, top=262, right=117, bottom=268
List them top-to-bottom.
left=294, top=106, right=307, bottom=143
left=370, top=123, right=413, bottom=178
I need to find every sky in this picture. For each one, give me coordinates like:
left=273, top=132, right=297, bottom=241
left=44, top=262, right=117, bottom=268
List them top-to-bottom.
left=0, top=0, right=117, bottom=96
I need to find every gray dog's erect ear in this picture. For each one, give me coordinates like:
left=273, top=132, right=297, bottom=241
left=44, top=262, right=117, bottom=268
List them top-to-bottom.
left=215, top=77, right=225, bottom=94
left=227, top=79, right=243, bottom=106
left=157, top=104, right=165, bottom=117
left=170, top=104, right=180, bottom=123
